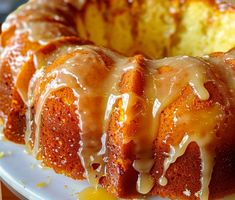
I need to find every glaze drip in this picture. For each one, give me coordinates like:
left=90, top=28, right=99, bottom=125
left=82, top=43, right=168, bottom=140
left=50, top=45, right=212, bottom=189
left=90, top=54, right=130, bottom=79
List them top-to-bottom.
left=1, top=0, right=235, bottom=199
left=2, top=0, right=78, bottom=45
left=24, top=42, right=83, bottom=150
left=26, top=45, right=142, bottom=186
left=22, top=46, right=235, bottom=199
left=33, top=46, right=111, bottom=183
left=131, top=56, right=212, bottom=195
left=158, top=105, right=224, bottom=199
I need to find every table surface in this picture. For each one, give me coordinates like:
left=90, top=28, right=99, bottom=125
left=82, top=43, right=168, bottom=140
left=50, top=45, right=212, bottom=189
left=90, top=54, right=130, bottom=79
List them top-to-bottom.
left=0, top=182, right=20, bottom=200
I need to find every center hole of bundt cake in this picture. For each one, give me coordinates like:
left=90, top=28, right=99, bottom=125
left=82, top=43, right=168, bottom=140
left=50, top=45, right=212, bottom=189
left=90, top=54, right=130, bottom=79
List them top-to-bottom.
left=76, top=0, right=235, bottom=59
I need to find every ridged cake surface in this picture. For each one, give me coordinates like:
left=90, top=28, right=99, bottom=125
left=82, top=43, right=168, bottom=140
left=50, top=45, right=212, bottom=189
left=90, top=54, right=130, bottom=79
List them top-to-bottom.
left=0, top=0, right=235, bottom=199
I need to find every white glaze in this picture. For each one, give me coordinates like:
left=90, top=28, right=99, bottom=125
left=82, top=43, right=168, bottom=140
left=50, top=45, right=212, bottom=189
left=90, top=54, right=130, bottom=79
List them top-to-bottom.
left=2, top=0, right=235, bottom=199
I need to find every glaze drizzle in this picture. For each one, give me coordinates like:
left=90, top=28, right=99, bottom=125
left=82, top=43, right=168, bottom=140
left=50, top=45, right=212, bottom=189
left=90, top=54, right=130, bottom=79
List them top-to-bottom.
left=2, top=0, right=235, bottom=199
left=22, top=47, right=235, bottom=199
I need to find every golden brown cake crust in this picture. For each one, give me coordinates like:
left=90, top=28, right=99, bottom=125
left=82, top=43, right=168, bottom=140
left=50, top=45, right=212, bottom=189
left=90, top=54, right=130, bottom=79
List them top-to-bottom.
left=0, top=1, right=235, bottom=200
left=151, top=81, right=235, bottom=199
left=36, top=88, right=85, bottom=179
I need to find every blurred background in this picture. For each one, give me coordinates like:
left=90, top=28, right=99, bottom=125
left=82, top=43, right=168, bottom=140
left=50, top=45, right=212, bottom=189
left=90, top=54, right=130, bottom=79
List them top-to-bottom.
left=0, top=0, right=27, bottom=23
left=0, top=0, right=235, bottom=24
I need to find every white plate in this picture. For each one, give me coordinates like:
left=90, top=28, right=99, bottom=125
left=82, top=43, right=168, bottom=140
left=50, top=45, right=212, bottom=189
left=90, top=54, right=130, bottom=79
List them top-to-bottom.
left=0, top=137, right=164, bottom=200
left=0, top=138, right=90, bottom=200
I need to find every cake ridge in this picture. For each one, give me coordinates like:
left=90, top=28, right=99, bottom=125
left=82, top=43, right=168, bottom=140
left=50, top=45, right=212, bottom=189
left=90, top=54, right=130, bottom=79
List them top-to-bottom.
left=1, top=0, right=235, bottom=199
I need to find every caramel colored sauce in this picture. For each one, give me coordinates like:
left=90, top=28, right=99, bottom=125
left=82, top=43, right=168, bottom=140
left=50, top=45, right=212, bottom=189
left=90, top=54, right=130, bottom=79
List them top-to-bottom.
left=5, top=0, right=235, bottom=199
left=2, top=1, right=78, bottom=45
left=18, top=42, right=80, bottom=104
left=24, top=43, right=81, bottom=151
left=21, top=45, right=235, bottom=198
left=26, top=45, right=139, bottom=186
left=204, top=50, right=235, bottom=102
left=132, top=56, right=213, bottom=195
left=148, top=57, right=213, bottom=199
left=159, top=105, right=224, bottom=199
left=77, top=187, right=117, bottom=200
left=220, top=194, right=235, bottom=200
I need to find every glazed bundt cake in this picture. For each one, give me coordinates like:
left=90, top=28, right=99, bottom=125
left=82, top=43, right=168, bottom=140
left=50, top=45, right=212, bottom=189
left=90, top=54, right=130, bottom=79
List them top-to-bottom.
left=0, top=0, right=235, bottom=199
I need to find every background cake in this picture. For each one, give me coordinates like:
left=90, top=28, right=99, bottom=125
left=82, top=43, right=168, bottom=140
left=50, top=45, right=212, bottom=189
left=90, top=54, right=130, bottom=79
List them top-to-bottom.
left=0, top=0, right=235, bottom=199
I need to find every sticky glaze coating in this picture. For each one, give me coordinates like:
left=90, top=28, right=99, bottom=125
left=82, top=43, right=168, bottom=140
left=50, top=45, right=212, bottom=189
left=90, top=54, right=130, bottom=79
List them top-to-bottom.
left=0, top=0, right=235, bottom=200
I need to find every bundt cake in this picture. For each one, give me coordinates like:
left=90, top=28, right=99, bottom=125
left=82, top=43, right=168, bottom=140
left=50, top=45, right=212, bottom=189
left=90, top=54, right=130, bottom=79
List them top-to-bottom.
left=0, top=0, right=235, bottom=199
